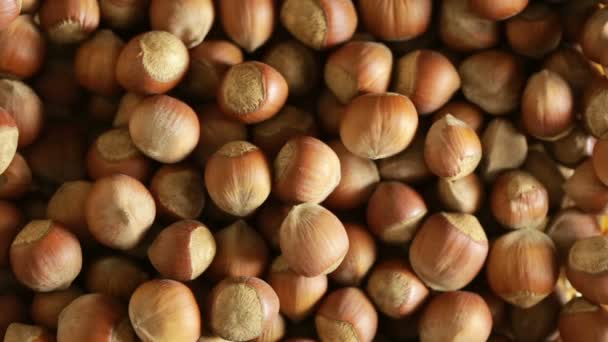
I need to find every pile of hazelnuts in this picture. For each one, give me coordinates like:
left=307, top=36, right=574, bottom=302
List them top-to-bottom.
left=2, top=0, right=608, bottom=341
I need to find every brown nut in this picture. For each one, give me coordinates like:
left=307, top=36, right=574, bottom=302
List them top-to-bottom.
left=39, top=0, right=100, bottom=44
left=149, top=0, right=214, bottom=48
left=219, top=0, right=274, bottom=52
left=280, top=0, right=357, bottom=50
left=358, top=0, right=432, bottom=41
left=440, top=0, right=499, bottom=52
left=469, top=0, right=528, bottom=20
left=505, top=4, right=562, bottom=58
left=0, top=15, right=45, bottom=79
left=74, top=30, right=124, bottom=96
left=116, top=31, right=189, bottom=95
left=263, top=40, right=319, bottom=97
left=324, top=41, right=393, bottom=104
left=393, top=49, right=461, bottom=114
left=459, top=50, right=525, bottom=115
left=217, top=61, right=288, bottom=124
left=0, top=79, right=44, bottom=147
left=340, top=93, right=418, bottom=160
left=433, top=101, right=485, bottom=134
left=193, top=104, right=248, bottom=165
left=424, top=114, right=482, bottom=180
left=86, top=128, right=151, bottom=182
left=274, top=136, right=341, bottom=204
left=563, top=159, right=608, bottom=214
left=150, top=163, right=205, bottom=220
left=490, top=170, right=549, bottom=229
left=437, top=173, right=484, bottom=214
left=86, top=174, right=156, bottom=250
left=46, top=180, right=93, bottom=241
left=366, top=181, right=427, bottom=244
left=279, top=203, right=349, bottom=277
left=410, top=212, right=488, bottom=291
left=10, top=220, right=82, bottom=292
left=148, top=220, right=215, bottom=281
left=208, top=220, right=269, bottom=280
left=330, top=223, right=376, bottom=286
left=487, top=229, right=559, bottom=308
left=566, top=236, right=608, bottom=304
left=85, top=256, right=148, bottom=301
left=268, top=256, right=328, bottom=322
left=366, top=259, right=429, bottom=319
left=209, top=276, right=279, bottom=342
left=129, top=279, right=201, bottom=342
left=315, top=287, right=378, bottom=342
left=419, top=291, right=492, bottom=342
left=559, top=297, right=608, bottom=342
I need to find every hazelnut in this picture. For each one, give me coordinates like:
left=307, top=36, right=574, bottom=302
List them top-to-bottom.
left=0, top=0, right=19, bottom=30
left=39, top=0, right=100, bottom=44
left=149, top=0, right=214, bottom=48
left=219, top=0, right=274, bottom=52
left=280, top=0, right=357, bottom=50
left=358, top=0, right=432, bottom=41
left=440, top=0, right=499, bottom=52
left=505, top=4, right=563, bottom=58
left=581, top=7, right=608, bottom=66
left=0, top=15, right=45, bottom=79
left=116, top=31, right=189, bottom=95
left=182, top=40, right=244, bottom=100
left=263, top=40, right=319, bottom=97
left=324, top=41, right=393, bottom=104
left=543, top=47, right=596, bottom=95
left=393, top=49, right=461, bottom=114
left=459, top=50, right=526, bottom=115
left=217, top=61, right=288, bottom=124
left=522, top=70, right=574, bottom=140
left=582, top=77, right=608, bottom=139
left=0, top=79, right=44, bottom=147
left=316, top=89, right=345, bottom=136
left=112, top=93, right=144, bottom=127
left=340, top=93, right=418, bottom=160
left=129, top=95, right=200, bottom=163
left=0, top=108, right=18, bottom=175
left=425, top=114, right=482, bottom=180
left=480, top=118, right=528, bottom=180
left=550, top=126, right=596, bottom=167
left=86, top=128, right=151, bottom=182
left=273, top=136, right=341, bottom=204
left=593, top=139, right=608, bottom=186
left=205, top=141, right=271, bottom=217
left=522, top=150, right=566, bottom=210
left=0, top=153, right=31, bottom=200
left=563, top=159, right=608, bottom=213
left=150, top=163, right=205, bottom=220
left=490, top=170, right=549, bottom=229
left=437, top=173, right=484, bottom=214
left=85, top=174, right=156, bottom=250
left=366, top=181, right=427, bottom=244
left=255, top=201, right=292, bottom=250
left=279, top=203, right=349, bottom=277
left=547, top=209, right=603, bottom=261
left=410, top=212, right=488, bottom=291
left=10, top=220, right=82, bottom=292
left=148, top=220, right=216, bottom=281
left=208, top=220, right=269, bottom=280
left=330, top=223, right=376, bottom=286
left=486, top=229, right=559, bottom=308
left=566, top=236, right=608, bottom=304
left=85, top=256, right=148, bottom=301
left=268, top=256, right=328, bottom=322
left=366, top=259, right=429, bottom=318
left=209, top=276, right=279, bottom=342
left=129, top=280, right=201, bottom=342
left=315, top=287, right=378, bottom=342
left=419, top=291, right=492, bottom=342
left=58, top=293, right=135, bottom=342
left=510, top=296, right=560, bottom=342
left=559, top=297, right=608, bottom=342
left=4, top=323, right=53, bottom=342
